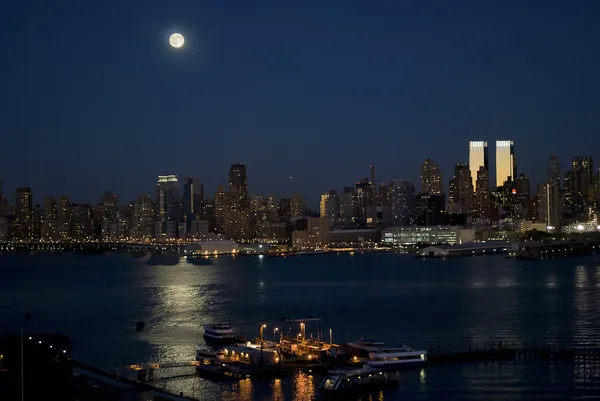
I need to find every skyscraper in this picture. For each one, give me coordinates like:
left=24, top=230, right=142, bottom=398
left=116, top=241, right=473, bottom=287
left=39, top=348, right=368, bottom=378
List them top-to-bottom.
left=495, top=140, right=516, bottom=187
left=469, top=141, right=488, bottom=191
left=548, top=153, right=561, bottom=186
left=420, top=158, right=443, bottom=195
left=449, top=163, right=473, bottom=213
left=229, top=164, right=248, bottom=209
left=473, top=166, right=489, bottom=217
left=156, top=175, right=182, bottom=235
left=183, top=176, right=203, bottom=230
left=389, top=179, right=415, bottom=226
left=15, top=187, right=33, bottom=240
left=339, top=187, right=356, bottom=226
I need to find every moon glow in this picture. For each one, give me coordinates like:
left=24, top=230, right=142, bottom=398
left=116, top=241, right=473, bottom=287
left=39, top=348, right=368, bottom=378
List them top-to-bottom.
left=169, top=33, right=185, bottom=48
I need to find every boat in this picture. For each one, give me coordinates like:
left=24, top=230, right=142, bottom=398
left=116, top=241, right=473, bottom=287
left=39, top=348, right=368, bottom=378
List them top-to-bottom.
left=204, top=324, right=235, bottom=345
left=347, top=339, right=386, bottom=357
left=367, top=346, right=427, bottom=370
left=195, top=347, right=237, bottom=379
left=318, top=366, right=398, bottom=398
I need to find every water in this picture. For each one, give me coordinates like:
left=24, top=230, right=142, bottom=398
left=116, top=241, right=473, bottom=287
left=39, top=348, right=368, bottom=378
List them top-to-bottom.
left=1, top=252, right=600, bottom=400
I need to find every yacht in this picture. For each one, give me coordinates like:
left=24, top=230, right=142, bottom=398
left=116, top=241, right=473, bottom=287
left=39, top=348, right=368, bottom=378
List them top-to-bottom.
left=204, top=324, right=235, bottom=345
left=367, top=346, right=427, bottom=370
left=318, top=366, right=398, bottom=396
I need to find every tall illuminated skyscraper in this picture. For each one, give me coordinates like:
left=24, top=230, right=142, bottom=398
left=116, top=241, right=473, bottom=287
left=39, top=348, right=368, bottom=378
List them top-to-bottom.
left=495, top=140, right=516, bottom=187
left=469, top=141, right=488, bottom=191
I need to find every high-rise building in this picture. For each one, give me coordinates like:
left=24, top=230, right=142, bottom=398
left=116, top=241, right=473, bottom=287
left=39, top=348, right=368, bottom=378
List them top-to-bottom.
left=495, top=140, right=516, bottom=187
left=469, top=141, right=488, bottom=191
left=548, top=153, right=561, bottom=186
left=420, top=159, right=443, bottom=195
left=448, top=163, right=472, bottom=213
left=229, top=164, right=248, bottom=209
left=473, top=166, right=489, bottom=217
left=515, top=173, right=531, bottom=196
left=156, top=175, right=182, bottom=235
left=0, top=177, right=3, bottom=216
left=183, top=177, right=203, bottom=231
left=356, top=178, right=374, bottom=227
left=389, top=179, right=415, bottom=226
left=538, top=182, right=560, bottom=230
left=214, top=186, right=228, bottom=232
left=15, top=187, right=34, bottom=240
left=339, top=187, right=356, bottom=226
left=319, top=190, right=340, bottom=223
left=290, top=193, right=305, bottom=217
left=132, top=195, right=155, bottom=239
left=57, top=196, right=71, bottom=241
left=278, top=198, right=291, bottom=220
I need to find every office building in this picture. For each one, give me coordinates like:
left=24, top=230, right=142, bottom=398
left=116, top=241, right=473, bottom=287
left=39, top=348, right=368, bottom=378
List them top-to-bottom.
left=496, top=140, right=516, bottom=187
left=469, top=141, right=488, bottom=190
left=14, top=187, right=34, bottom=241
left=290, top=193, right=306, bottom=217
left=414, top=193, right=446, bottom=226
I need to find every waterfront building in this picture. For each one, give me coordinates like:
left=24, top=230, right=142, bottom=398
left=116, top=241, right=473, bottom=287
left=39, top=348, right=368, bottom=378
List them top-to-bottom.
left=495, top=140, right=516, bottom=187
left=469, top=141, right=488, bottom=191
left=420, top=158, right=443, bottom=195
left=537, top=181, right=561, bottom=230
left=414, top=193, right=446, bottom=226
left=132, top=195, right=155, bottom=239
left=0, top=217, right=8, bottom=241
left=291, top=217, right=330, bottom=248
left=381, top=226, right=475, bottom=246
left=329, top=228, right=380, bottom=245
left=184, top=239, right=239, bottom=255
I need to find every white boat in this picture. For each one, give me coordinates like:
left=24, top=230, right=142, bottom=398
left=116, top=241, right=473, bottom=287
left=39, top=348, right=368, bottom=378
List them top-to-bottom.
left=204, top=324, right=235, bottom=345
left=367, top=346, right=427, bottom=370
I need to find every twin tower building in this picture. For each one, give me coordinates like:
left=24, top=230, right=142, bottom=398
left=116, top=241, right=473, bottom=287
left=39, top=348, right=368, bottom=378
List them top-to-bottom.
left=469, top=140, right=516, bottom=190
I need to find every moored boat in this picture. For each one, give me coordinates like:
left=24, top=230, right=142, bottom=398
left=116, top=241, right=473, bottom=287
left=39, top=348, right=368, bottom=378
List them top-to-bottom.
left=367, top=346, right=427, bottom=370
left=318, top=366, right=398, bottom=398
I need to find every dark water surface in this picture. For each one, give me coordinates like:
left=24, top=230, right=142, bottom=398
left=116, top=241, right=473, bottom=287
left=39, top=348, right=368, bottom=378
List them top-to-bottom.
left=1, top=252, right=600, bottom=400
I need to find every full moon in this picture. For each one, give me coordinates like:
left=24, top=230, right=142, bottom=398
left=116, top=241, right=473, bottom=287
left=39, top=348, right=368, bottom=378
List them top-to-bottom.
left=169, top=33, right=185, bottom=48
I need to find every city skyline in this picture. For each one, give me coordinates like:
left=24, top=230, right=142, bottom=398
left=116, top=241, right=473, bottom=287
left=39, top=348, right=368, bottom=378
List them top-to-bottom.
left=2, top=1, right=600, bottom=203
left=0, top=143, right=598, bottom=207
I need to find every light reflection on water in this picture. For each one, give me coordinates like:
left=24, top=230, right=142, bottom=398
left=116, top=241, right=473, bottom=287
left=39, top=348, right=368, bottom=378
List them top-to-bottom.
left=3, top=253, right=600, bottom=400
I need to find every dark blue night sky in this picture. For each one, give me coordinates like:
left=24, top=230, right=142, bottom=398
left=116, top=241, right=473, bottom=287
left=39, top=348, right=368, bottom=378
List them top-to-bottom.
left=1, top=0, right=599, bottom=205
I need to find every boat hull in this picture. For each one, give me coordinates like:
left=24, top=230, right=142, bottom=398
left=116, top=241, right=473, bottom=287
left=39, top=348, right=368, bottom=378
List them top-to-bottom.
left=367, top=360, right=427, bottom=371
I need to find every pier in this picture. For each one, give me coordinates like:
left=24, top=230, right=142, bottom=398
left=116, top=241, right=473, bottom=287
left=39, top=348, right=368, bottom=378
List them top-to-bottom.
left=507, top=239, right=600, bottom=259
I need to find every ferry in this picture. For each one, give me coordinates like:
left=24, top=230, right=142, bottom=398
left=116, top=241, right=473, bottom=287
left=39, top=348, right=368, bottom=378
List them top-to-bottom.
left=204, top=324, right=235, bottom=345
left=367, top=346, right=427, bottom=370
left=318, top=366, right=398, bottom=397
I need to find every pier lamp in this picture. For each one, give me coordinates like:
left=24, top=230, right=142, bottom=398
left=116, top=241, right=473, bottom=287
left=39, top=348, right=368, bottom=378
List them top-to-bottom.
left=300, top=322, right=305, bottom=339
left=260, top=324, right=267, bottom=342
left=273, top=327, right=279, bottom=342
